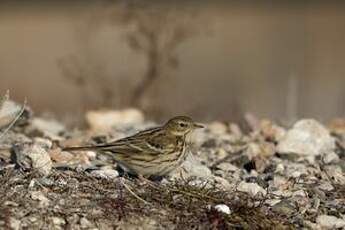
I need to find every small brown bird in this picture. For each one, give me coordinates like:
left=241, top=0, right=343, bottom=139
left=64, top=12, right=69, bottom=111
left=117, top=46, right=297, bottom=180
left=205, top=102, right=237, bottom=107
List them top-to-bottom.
left=63, top=116, right=203, bottom=178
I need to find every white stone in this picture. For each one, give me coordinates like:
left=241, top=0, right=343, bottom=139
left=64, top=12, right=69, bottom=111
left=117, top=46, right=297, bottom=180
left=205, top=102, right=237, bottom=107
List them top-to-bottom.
left=86, top=109, right=144, bottom=132
left=31, top=118, right=65, bottom=139
left=277, top=119, right=335, bottom=156
left=260, top=120, right=286, bottom=142
left=208, top=122, right=227, bottom=135
left=229, top=123, right=243, bottom=139
left=191, top=128, right=208, bottom=146
left=34, top=138, right=53, bottom=149
left=245, top=143, right=261, bottom=159
left=19, top=144, right=52, bottom=176
left=30, top=145, right=53, bottom=176
left=216, top=149, right=228, bottom=159
left=85, top=151, right=97, bottom=159
left=323, top=152, right=340, bottom=164
left=170, top=154, right=212, bottom=179
left=217, top=162, right=238, bottom=172
left=285, top=163, right=308, bottom=178
left=275, top=164, right=285, bottom=174
left=325, top=166, right=345, bottom=185
left=90, top=169, right=119, bottom=179
left=291, top=171, right=302, bottom=178
left=213, top=176, right=233, bottom=190
left=272, top=176, right=288, bottom=188
left=189, top=178, right=211, bottom=188
left=29, top=179, right=36, bottom=188
left=237, top=181, right=267, bottom=197
left=318, top=182, right=334, bottom=191
left=292, top=190, right=307, bottom=197
left=30, top=191, right=50, bottom=208
left=265, top=199, right=281, bottom=207
left=3, top=201, right=18, bottom=207
left=214, top=204, right=231, bottom=215
left=316, top=215, right=345, bottom=229
left=9, top=217, right=21, bottom=230
left=51, top=217, right=66, bottom=226
left=80, top=217, right=93, bottom=228
left=304, top=220, right=319, bottom=230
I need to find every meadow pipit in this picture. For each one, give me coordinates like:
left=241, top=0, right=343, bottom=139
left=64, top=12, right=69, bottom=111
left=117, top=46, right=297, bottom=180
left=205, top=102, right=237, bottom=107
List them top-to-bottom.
left=64, top=116, right=203, bottom=178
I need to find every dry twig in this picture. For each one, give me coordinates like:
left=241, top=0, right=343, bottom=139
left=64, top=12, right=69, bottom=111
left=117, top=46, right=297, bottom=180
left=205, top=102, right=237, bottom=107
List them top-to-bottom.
left=0, top=96, right=27, bottom=141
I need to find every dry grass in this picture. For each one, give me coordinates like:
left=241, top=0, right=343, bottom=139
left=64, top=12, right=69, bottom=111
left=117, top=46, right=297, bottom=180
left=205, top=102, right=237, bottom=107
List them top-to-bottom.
left=0, top=169, right=296, bottom=229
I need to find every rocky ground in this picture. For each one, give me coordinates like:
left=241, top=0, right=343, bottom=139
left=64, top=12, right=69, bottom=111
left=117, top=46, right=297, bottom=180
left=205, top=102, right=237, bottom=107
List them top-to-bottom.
left=0, top=94, right=345, bottom=229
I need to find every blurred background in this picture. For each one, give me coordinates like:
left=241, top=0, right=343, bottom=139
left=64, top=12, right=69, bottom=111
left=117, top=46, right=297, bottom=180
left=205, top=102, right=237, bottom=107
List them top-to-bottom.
left=1, top=1, right=345, bottom=124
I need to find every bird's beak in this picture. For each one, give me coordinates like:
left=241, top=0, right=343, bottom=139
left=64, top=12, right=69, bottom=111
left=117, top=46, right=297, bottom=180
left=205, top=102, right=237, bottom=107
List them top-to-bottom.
left=193, top=123, right=204, bottom=129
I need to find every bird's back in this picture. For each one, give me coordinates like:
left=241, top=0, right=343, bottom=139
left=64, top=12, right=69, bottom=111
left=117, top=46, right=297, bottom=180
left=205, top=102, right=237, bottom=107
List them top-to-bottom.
left=78, top=127, right=186, bottom=176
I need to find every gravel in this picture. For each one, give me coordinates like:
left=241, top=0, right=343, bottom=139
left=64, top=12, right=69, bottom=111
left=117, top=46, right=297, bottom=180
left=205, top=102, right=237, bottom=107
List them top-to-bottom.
left=0, top=101, right=344, bottom=229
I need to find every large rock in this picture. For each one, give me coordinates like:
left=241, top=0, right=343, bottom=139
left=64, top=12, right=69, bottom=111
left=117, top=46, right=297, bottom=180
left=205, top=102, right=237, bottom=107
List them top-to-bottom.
left=0, top=98, right=23, bottom=128
left=86, top=109, right=144, bottom=132
left=31, top=118, right=65, bottom=139
left=260, top=119, right=286, bottom=142
left=277, top=119, right=335, bottom=156
left=207, top=122, right=228, bottom=135
left=14, top=143, right=52, bottom=176
left=170, top=154, right=212, bottom=180
left=324, top=165, right=345, bottom=185
left=90, top=168, right=119, bottom=179
left=237, top=181, right=267, bottom=197
left=30, top=191, right=50, bottom=208
left=271, top=200, right=296, bottom=215
left=316, top=215, right=345, bottom=229
left=9, top=217, right=21, bottom=230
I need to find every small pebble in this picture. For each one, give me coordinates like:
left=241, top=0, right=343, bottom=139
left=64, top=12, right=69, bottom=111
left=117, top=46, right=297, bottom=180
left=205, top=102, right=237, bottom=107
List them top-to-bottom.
left=86, top=109, right=144, bottom=132
left=31, top=118, right=65, bottom=139
left=277, top=119, right=335, bottom=156
left=208, top=122, right=227, bottom=135
left=14, top=143, right=52, bottom=176
left=322, top=152, right=339, bottom=164
left=217, top=162, right=238, bottom=172
left=275, top=163, right=285, bottom=173
left=90, top=169, right=119, bottom=179
left=237, top=181, right=267, bottom=197
left=30, top=191, right=50, bottom=208
left=272, top=200, right=295, bottom=215
left=214, top=204, right=231, bottom=215
left=316, top=215, right=345, bottom=229
left=9, top=217, right=21, bottom=230
left=51, top=217, right=66, bottom=226
left=80, top=217, right=93, bottom=229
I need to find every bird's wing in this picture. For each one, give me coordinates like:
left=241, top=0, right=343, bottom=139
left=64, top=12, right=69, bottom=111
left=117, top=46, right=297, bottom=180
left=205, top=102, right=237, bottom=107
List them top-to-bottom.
left=98, top=127, right=174, bottom=155
left=73, top=128, right=173, bottom=160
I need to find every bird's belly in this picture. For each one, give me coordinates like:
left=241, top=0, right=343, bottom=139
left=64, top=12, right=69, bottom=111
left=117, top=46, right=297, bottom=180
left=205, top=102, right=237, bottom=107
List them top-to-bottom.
left=116, top=144, right=189, bottom=177
left=156, top=149, right=189, bottom=176
left=121, top=155, right=186, bottom=177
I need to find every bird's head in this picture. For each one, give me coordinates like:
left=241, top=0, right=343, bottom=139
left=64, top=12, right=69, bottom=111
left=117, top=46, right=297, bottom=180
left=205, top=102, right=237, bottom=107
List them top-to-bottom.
left=164, top=116, right=204, bottom=136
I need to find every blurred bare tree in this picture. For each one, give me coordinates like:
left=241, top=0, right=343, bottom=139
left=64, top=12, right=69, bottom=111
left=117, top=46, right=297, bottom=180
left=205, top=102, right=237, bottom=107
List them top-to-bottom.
left=58, top=1, right=199, bottom=114
left=112, top=2, right=198, bottom=108
left=57, top=55, right=116, bottom=110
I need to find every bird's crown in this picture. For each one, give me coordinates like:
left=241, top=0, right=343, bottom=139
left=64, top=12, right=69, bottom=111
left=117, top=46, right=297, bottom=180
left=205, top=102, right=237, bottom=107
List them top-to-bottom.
left=164, top=116, right=204, bottom=136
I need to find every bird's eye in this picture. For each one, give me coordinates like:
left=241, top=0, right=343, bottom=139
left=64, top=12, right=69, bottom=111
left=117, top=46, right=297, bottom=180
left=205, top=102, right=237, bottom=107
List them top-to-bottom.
left=179, top=123, right=186, bottom=127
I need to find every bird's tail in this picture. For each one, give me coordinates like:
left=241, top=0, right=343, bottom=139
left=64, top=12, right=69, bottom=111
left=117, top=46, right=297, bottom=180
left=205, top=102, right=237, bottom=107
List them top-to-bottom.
left=62, top=145, right=100, bottom=152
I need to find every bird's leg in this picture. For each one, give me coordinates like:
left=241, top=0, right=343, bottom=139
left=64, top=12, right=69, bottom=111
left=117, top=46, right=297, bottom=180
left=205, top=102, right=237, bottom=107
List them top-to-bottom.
left=138, top=174, right=159, bottom=188
left=118, top=177, right=149, bottom=204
